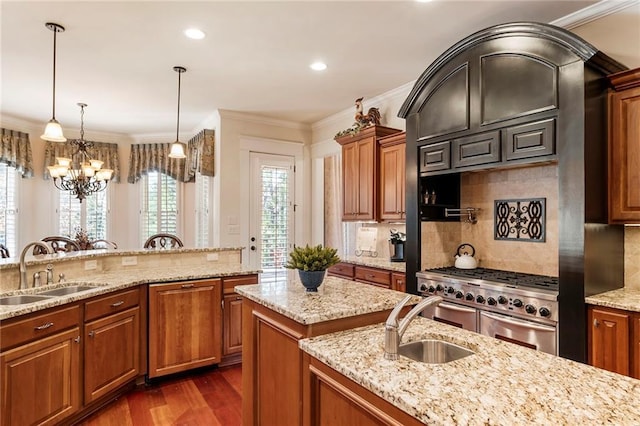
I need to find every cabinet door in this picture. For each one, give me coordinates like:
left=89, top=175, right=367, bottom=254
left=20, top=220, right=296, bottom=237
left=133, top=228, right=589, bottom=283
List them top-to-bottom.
left=609, top=86, right=640, bottom=223
left=452, top=131, right=500, bottom=168
left=355, top=137, right=377, bottom=221
left=419, top=141, right=450, bottom=173
left=342, top=142, right=359, bottom=219
left=380, top=143, right=405, bottom=221
left=391, top=273, right=406, bottom=293
left=148, top=279, right=222, bottom=378
left=223, top=294, right=244, bottom=356
left=84, top=307, right=140, bottom=403
left=589, top=307, right=630, bottom=376
left=633, top=313, right=640, bottom=380
left=1, top=328, right=81, bottom=426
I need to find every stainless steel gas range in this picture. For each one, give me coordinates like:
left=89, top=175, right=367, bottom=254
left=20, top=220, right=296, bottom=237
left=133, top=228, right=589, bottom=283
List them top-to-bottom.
left=416, top=267, right=559, bottom=355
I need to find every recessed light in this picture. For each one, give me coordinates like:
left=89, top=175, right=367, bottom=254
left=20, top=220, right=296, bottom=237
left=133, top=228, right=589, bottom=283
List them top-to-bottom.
left=416, top=0, right=433, bottom=2
left=184, top=28, right=205, bottom=40
left=310, top=62, right=327, bottom=71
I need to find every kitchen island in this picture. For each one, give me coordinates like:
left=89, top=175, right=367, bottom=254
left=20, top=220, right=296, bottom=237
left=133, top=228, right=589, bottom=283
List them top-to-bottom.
left=235, top=273, right=420, bottom=426
left=300, top=316, right=640, bottom=425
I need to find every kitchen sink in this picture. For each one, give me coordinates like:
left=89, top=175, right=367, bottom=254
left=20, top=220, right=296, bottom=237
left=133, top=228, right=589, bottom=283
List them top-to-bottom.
left=37, top=285, right=98, bottom=296
left=0, top=295, right=53, bottom=305
left=398, top=339, right=474, bottom=364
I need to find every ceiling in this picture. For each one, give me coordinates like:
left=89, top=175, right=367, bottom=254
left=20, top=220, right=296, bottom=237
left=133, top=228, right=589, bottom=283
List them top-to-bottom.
left=1, top=1, right=598, bottom=138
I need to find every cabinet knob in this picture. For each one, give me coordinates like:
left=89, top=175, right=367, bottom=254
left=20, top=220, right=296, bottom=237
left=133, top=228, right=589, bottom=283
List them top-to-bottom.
left=593, top=318, right=600, bottom=328
left=88, top=331, right=95, bottom=338
left=74, top=336, right=81, bottom=343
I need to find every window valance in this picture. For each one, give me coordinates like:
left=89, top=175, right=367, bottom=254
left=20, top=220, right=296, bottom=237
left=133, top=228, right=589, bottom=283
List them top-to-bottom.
left=1, top=128, right=34, bottom=177
left=189, top=129, right=215, bottom=177
left=43, top=140, right=121, bottom=183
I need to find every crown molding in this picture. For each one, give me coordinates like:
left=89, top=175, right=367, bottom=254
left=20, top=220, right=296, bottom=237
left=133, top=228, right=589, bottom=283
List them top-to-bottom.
left=550, top=0, right=639, bottom=30
left=217, top=109, right=310, bottom=131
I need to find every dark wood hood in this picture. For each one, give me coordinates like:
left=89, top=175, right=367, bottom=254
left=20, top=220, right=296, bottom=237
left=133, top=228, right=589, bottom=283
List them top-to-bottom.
left=398, top=22, right=627, bottom=363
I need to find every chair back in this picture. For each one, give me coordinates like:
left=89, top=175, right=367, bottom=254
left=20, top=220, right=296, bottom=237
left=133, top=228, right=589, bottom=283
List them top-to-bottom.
left=143, top=233, right=184, bottom=249
left=34, top=236, right=81, bottom=255
left=90, top=239, right=118, bottom=250
left=0, top=244, right=9, bottom=259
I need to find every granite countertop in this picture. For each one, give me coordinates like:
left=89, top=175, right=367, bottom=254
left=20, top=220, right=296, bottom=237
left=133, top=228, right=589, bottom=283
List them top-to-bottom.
left=341, top=255, right=405, bottom=273
left=0, top=264, right=259, bottom=321
left=235, top=274, right=419, bottom=324
left=585, top=287, right=640, bottom=313
left=299, top=317, right=640, bottom=425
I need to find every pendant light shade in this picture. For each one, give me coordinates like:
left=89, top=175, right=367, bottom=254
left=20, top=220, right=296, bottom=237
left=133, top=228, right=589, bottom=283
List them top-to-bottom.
left=41, top=22, right=67, bottom=142
left=168, top=66, right=187, bottom=159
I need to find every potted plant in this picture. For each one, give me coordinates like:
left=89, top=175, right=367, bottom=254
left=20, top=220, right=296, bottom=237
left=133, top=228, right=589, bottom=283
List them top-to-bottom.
left=285, top=244, right=340, bottom=292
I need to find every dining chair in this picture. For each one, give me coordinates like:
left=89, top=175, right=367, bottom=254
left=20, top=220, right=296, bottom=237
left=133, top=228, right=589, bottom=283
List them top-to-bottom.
left=143, top=233, right=184, bottom=249
left=34, top=236, right=81, bottom=255
left=90, top=239, right=118, bottom=250
left=0, top=243, right=9, bottom=259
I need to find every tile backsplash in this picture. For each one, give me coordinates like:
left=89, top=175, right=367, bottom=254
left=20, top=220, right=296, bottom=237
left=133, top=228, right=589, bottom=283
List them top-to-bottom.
left=625, top=227, right=640, bottom=290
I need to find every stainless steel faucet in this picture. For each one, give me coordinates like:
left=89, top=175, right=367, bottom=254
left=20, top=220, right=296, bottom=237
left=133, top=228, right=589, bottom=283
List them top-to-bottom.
left=19, top=242, right=51, bottom=290
left=384, top=295, right=443, bottom=360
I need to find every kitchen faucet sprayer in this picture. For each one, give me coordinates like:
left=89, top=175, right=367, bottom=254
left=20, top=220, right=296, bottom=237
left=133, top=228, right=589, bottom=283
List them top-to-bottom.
left=384, top=295, right=443, bottom=360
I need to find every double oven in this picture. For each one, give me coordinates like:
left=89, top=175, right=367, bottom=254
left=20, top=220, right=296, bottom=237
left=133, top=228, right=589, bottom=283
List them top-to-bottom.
left=416, top=267, right=559, bottom=356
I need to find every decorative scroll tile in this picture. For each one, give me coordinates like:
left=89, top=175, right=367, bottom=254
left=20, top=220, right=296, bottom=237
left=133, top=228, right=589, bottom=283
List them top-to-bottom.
left=494, top=198, right=546, bottom=242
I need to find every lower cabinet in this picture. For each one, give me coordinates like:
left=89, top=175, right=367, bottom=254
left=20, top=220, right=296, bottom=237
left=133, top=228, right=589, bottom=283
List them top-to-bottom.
left=328, top=262, right=405, bottom=292
left=221, top=274, right=259, bottom=365
left=148, top=279, right=222, bottom=378
left=84, top=288, right=141, bottom=403
left=1, top=305, right=82, bottom=426
left=588, top=305, right=639, bottom=379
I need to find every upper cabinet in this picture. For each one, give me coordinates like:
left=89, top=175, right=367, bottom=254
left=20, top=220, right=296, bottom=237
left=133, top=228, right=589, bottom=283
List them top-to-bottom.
left=608, top=68, right=640, bottom=224
left=335, top=126, right=401, bottom=221
left=379, top=132, right=406, bottom=221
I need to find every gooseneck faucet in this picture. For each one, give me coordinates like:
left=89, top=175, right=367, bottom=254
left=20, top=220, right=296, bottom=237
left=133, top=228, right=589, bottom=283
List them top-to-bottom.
left=19, top=242, right=51, bottom=290
left=384, top=295, right=443, bottom=360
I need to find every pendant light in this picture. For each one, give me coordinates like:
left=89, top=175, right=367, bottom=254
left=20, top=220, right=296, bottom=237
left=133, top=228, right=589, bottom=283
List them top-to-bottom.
left=41, top=22, right=67, bottom=142
left=168, top=66, right=187, bottom=159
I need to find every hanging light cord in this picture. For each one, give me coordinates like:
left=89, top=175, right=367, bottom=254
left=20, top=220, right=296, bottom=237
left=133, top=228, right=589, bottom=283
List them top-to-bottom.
left=51, top=26, right=58, bottom=120
left=175, top=68, right=182, bottom=142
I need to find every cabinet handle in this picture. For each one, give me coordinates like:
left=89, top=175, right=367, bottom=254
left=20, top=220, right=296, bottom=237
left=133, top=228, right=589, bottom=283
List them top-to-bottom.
left=397, top=280, right=403, bottom=285
left=181, top=284, right=195, bottom=289
left=236, top=296, right=242, bottom=301
left=110, top=301, right=124, bottom=308
left=593, top=319, right=599, bottom=327
left=34, top=322, right=54, bottom=331
left=89, top=331, right=95, bottom=338
left=74, top=336, right=81, bottom=343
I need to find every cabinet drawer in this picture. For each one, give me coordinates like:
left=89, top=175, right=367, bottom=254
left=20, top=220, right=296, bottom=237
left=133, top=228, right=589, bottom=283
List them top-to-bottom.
left=504, top=118, right=555, bottom=161
left=452, top=131, right=500, bottom=168
left=419, top=141, right=451, bottom=173
left=328, top=262, right=355, bottom=279
left=354, top=266, right=391, bottom=287
left=392, top=273, right=406, bottom=293
left=223, top=274, right=259, bottom=295
left=84, top=288, right=140, bottom=322
left=1, top=304, right=81, bottom=350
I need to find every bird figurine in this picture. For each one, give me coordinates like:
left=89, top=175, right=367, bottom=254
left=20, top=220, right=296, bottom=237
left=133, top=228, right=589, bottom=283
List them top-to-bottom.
left=354, top=97, right=381, bottom=127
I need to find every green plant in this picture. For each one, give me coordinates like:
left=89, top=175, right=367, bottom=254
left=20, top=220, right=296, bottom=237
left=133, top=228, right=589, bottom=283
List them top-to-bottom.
left=284, top=244, right=340, bottom=271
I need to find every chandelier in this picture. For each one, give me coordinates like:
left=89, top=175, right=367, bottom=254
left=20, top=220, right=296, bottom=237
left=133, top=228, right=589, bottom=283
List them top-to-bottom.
left=47, top=103, right=113, bottom=202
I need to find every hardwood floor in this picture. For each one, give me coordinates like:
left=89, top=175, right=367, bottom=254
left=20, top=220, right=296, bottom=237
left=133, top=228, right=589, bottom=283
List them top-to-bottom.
left=79, top=365, right=242, bottom=426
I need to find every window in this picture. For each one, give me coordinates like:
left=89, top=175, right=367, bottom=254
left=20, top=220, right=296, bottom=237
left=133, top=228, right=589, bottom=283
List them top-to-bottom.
left=0, top=163, right=18, bottom=256
left=140, top=171, right=180, bottom=244
left=195, top=172, right=210, bottom=247
left=58, top=189, right=109, bottom=240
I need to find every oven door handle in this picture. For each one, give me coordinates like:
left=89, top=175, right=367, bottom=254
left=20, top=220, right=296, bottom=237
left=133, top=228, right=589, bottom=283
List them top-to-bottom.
left=438, top=302, right=477, bottom=314
left=481, top=312, right=555, bottom=332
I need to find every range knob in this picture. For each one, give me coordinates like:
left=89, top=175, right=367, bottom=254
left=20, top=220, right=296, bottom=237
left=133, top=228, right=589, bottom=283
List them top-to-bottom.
left=419, top=284, right=428, bottom=292
left=436, top=284, right=444, bottom=292
left=428, top=286, right=436, bottom=293
left=447, top=287, right=455, bottom=294
left=455, top=291, right=464, bottom=299
left=465, top=293, right=474, bottom=301
left=476, top=295, right=485, bottom=304
left=498, top=296, right=508, bottom=305
left=487, top=297, right=497, bottom=306
left=513, top=299, right=524, bottom=308
left=525, top=304, right=537, bottom=314
left=539, top=307, right=551, bottom=317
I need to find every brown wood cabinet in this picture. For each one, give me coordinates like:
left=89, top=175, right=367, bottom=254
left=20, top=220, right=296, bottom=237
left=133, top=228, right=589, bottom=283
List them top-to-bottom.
left=608, top=68, right=640, bottom=223
left=336, top=126, right=401, bottom=221
left=379, top=132, right=406, bottom=221
left=326, top=262, right=355, bottom=280
left=328, top=262, right=405, bottom=293
left=354, top=266, right=391, bottom=289
left=391, top=273, right=406, bottom=293
left=221, top=274, right=258, bottom=366
left=148, top=279, right=222, bottom=378
left=84, top=288, right=141, bottom=404
left=242, top=298, right=401, bottom=426
left=1, top=305, right=82, bottom=426
left=588, top=305, right=640, bottom=379
left=303, top=354, right=422, bottom=426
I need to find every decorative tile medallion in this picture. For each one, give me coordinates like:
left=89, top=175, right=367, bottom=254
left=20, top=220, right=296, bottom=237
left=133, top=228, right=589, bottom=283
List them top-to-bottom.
left=494, top=198, right=546, bottom=242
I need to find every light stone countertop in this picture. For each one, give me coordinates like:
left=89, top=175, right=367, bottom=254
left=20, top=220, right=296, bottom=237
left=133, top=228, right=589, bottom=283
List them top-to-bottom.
left=341, top=255, right=406, bottom=273
left=0, top=264, right=259, bottom=321
left=235, top=274, right=419, bottom=324
left=585, top=287, right=640, bottom=313
left=299, top=318, right=640, bottom=425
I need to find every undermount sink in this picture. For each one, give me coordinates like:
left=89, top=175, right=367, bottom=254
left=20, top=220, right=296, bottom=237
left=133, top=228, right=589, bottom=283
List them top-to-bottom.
left=37, top=285, right=97, bottom=296
left=0, top=295, right=53, bottom=305
left=398, top=339, right=474, bottom=364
